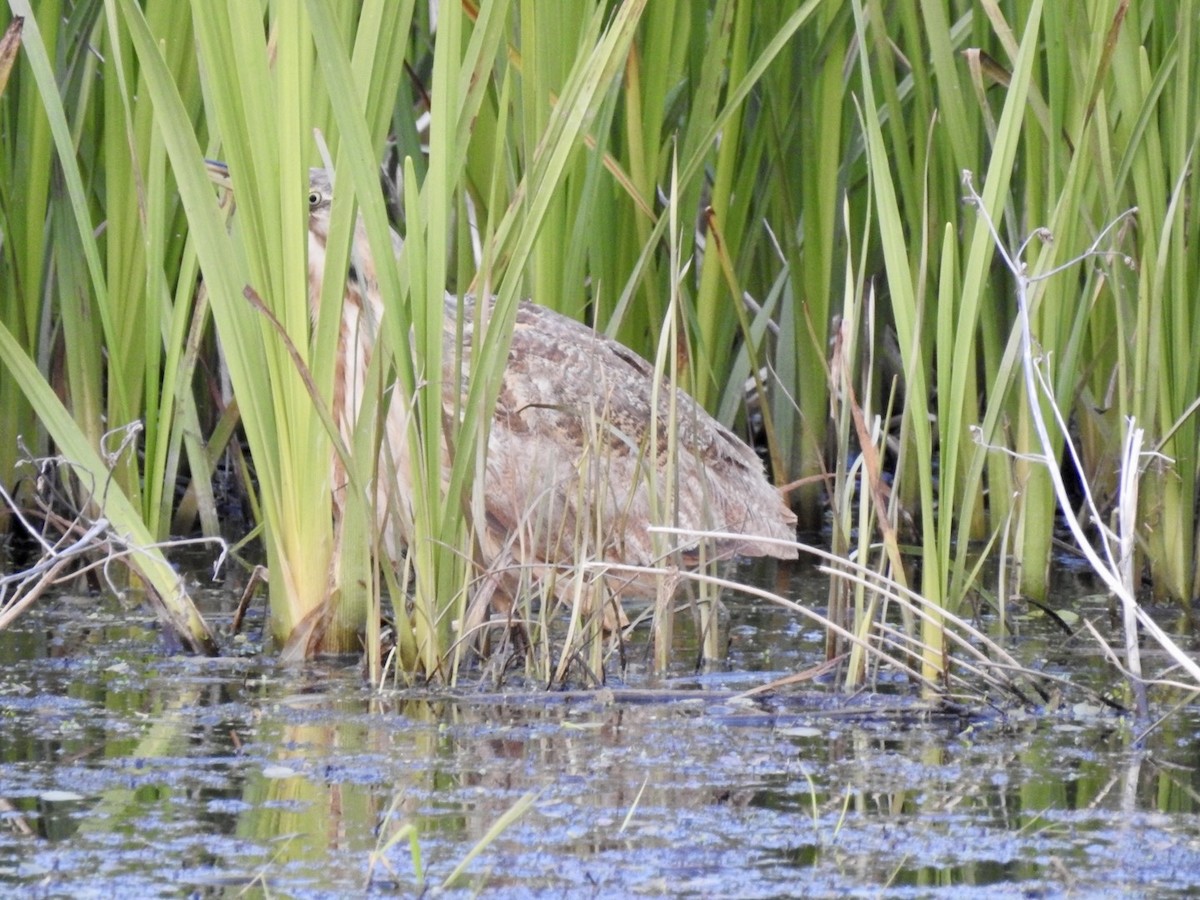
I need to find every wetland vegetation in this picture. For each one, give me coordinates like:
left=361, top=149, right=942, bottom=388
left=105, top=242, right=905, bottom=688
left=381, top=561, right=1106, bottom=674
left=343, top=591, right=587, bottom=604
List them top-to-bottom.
left=2, top=1, right=1200, bottom=893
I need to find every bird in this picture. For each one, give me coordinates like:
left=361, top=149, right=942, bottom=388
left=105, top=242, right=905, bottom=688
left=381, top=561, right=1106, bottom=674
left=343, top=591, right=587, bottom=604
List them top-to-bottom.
left=283, top=166, right=798, bottom=633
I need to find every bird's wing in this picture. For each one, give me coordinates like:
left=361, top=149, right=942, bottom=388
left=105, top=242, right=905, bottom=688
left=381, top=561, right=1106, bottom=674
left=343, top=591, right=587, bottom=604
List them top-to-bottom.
left=451, top=298, right=796, bottom=565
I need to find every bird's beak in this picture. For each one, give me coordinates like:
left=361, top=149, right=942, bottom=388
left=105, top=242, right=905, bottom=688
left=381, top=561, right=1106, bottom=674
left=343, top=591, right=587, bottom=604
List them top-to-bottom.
left=205, top=159, right=232, bottom=190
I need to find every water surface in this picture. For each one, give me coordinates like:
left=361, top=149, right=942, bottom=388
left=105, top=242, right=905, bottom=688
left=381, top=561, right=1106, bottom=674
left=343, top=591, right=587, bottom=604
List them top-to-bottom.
left=1, top=565, right=1198, bottom=897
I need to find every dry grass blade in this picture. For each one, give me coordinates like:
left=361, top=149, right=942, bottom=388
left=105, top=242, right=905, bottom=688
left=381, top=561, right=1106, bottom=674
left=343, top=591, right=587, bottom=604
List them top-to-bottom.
left=0, top=16, right=22, bottom=98
left=642, top=526, right=1079, bottom=706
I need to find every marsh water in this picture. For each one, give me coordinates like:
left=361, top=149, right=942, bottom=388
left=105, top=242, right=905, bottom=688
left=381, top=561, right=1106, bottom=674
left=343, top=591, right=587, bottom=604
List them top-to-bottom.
left=2, top=561, right=1200, bottom=898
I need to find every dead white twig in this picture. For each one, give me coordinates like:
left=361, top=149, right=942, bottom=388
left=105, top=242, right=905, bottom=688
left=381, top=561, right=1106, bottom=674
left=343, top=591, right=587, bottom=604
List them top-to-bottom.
left=962, top=170, right=1199, bottom=718
left=0, top=451, right=228, bottom=633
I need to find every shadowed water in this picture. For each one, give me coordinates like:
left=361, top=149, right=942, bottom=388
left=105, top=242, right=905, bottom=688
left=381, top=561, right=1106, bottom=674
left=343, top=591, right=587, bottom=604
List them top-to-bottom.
left=2, top=563, right=1199, bottom=897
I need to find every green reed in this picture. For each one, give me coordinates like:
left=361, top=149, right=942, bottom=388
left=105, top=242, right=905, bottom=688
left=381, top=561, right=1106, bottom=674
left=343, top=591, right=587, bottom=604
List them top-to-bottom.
left=6, top=1, right=1200, bottom=684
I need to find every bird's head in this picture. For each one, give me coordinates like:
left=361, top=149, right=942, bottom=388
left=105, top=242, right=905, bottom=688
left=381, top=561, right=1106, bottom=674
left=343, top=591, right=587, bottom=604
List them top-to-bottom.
left=204, top=160, right=335, bottom=232
left=204, top=162, right=401, bottom=269
left=305, top=167, right=335, bottom=248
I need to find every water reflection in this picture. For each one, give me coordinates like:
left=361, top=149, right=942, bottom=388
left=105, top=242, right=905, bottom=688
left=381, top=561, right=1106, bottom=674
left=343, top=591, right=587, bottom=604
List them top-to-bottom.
left=0, top=588, right=1198, bottom=896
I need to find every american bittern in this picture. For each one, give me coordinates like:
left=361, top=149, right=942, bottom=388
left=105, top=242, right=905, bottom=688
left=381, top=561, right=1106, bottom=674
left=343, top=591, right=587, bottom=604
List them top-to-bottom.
left=247, top=166, right=798, bottom=628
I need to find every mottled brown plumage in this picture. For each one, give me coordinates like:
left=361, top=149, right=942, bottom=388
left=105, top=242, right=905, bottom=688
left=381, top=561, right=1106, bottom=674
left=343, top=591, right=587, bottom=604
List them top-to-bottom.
left=305, top=168, right=797, bottom=614
left=476, top=299, right=798, bottom=565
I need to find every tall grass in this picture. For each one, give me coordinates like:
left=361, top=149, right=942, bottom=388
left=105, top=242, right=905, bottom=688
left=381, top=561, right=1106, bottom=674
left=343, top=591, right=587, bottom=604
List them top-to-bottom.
left=827, top=0, right=1200, bottom=693
left=0, top=1, right=216, bottom=651
left=4, top=1, right=1200, bottom=682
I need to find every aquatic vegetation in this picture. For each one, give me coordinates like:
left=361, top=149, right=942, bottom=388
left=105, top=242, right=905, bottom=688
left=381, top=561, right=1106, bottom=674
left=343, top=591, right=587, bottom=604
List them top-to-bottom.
left=1, top=2, right=1199, bottom=708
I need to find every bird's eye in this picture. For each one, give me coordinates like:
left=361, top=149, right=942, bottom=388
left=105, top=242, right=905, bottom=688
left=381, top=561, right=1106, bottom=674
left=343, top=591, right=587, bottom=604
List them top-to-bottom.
left=308, top=191, right=321, bottom=207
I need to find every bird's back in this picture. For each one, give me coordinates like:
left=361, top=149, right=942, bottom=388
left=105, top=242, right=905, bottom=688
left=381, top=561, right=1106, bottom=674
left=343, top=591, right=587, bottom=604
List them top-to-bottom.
left=449, top=298, right=798, bottom=577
